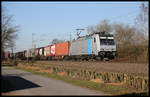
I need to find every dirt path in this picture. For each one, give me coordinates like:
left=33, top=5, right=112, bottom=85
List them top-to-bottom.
left=2, top=66, right=107, bottom=96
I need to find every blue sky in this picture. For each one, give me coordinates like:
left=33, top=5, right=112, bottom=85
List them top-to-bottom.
left=2, top=1, right=147, bottom=52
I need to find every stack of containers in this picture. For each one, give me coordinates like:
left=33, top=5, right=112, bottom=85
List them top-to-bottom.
left=45, top=45, right=50, bottom=56
left=39, top=47, right=44, bottom=56
left=44, top=47, right=47, bottom=57
left=35, top=48, right=39, bottom=57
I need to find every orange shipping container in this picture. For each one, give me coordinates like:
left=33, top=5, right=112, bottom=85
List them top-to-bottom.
left=55, top=41, right=70, bottom=56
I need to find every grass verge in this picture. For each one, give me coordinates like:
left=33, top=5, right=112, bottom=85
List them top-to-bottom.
left=11, top=65, right=148, bottom=96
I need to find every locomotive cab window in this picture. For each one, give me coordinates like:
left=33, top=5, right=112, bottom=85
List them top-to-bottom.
left=100, top=39, right=115, bottom=45
left=100, top=39, right=107, bottom=45
left=107, top=39, right=115, bottom=45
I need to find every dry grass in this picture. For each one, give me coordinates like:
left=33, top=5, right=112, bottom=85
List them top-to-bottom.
left=35, top=61, right=148, bottom=76
left=38, top=69, right=53, bottom=73
left=57, top=72, right=67, bottom=76
left=90, top=79, right=124, bottom=86
left=91, top=79, right=104, bottom=83
left=106, top=82, right=124, bottom=86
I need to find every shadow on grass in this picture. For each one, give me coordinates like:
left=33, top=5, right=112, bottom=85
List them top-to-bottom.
left=1, top=75, right=40, bottom=93
left=117, top=92, right=149, bottom=96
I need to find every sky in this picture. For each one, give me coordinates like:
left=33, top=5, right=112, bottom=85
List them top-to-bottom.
left=2, top=1, right=148, bottom=52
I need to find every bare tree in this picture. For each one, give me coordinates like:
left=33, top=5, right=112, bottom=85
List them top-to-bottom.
left=134, top=2, right=148, bottom=62
left=135, top=2, right=148, bottom=41
left=1, top=6, right=19, bottom=59
left=87, top=19, right=112, bottom=35
left=96, top=19, right=112, bottom=34
left=114, top=23, right=135, bottom=45
left=132, top=28, right=146, bottom=45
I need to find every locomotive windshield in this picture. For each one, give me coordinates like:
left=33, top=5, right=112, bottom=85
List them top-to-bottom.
left=100, top=39, right=115, bottom=45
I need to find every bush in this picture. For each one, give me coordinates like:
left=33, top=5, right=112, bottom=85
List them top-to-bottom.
left=116, top=44, right=148, bottom=62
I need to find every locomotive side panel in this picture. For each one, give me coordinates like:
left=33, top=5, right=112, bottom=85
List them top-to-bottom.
left=69, top=37, right=89, bottom=55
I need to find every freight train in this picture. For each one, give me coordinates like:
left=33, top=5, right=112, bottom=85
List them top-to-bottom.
left=6, top=32, right=118, bottom=61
